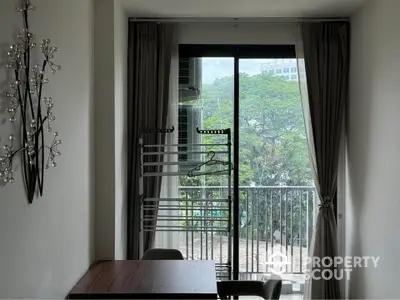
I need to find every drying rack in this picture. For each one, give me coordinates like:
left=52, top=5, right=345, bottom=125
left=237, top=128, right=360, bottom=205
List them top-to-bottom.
left=139, top=127, right=232, bottom=280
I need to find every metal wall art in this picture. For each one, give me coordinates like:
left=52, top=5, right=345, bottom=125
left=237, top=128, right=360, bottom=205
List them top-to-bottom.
left=0, top=0, right=62, bottom=203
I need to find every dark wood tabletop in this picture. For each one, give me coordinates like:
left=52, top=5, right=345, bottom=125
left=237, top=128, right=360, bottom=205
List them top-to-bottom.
left=68, top=260, right=218, bottom=299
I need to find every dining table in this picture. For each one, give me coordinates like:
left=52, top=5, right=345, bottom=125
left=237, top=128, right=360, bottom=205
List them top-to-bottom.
left=68, top=260, right=218, bottom=299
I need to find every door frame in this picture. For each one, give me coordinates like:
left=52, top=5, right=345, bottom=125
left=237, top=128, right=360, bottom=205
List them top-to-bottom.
left=179, top=44, right=296, bottom=280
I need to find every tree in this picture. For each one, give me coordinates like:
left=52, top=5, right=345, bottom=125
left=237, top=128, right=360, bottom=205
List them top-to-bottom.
left=195, top=72, right=312, bottom=186
left=179, top=73, right=314, bottom=244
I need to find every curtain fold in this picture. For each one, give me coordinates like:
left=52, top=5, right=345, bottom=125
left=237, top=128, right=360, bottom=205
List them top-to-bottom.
left=127, top=22, right=173, bottom=259
left=299, top=22, right=350, bottom=299
left=154, top=29, right=179, bottom=249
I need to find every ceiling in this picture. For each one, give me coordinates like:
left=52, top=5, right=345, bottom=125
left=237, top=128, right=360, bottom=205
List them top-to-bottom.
left=120, top=0, right=365, bottom=18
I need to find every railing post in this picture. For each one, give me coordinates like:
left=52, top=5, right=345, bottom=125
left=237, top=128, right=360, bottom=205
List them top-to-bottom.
left=175, top=186, right=316, bottom=279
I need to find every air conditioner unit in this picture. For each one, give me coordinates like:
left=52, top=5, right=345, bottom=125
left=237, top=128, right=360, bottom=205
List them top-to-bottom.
left=179, top=57, right=202, bottom=102
left=178, top=105, right=203, bottom=172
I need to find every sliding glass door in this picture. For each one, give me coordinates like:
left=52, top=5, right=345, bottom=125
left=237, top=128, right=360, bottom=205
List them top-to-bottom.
left=155, top=45, right=316, bottom=296
left=153, top=55, right=235, bottom=279
left=238, top=58, right=315, bottom=296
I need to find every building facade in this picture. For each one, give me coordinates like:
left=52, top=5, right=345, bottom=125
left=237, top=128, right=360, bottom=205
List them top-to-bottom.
left=261, top=59, right=298, bottom=81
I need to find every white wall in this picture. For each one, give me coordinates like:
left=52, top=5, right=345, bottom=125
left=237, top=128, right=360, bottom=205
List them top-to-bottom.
left=0, top=0, right=94, bottom=298
left=94, top=0, right=128, bottom=260
left=94, top=0, right=116, bottom=260
left=347, top=0, right=400, bottom=298
left=114, top=1, right=128, bottom=260
left=178, top=23, right=298, bottom=44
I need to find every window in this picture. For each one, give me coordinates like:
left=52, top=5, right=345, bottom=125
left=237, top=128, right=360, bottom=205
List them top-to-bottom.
left=168, top=47, right=314, bottom=295
left=291, top=67, right=297, bottom=73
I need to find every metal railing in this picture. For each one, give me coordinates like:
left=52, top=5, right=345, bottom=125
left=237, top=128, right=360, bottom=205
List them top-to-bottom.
left=173, top=186, right=317, bottom=279
left=179, top=186, right=317, bottom=275
left=235, top=186, right=316, bottom=279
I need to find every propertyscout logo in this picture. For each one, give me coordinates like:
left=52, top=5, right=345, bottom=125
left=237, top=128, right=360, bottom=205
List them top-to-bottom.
left=265, top=252, right=380, bottom=280
left=265, top=252, right=293, bottom=276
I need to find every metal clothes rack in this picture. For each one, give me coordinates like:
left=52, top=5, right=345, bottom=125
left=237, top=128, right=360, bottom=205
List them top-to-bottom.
left=139, top=127, right=232, bottom=280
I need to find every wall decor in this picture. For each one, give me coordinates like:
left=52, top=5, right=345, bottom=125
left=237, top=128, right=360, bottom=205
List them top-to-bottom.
left=0, top=0, right=62, bottom=203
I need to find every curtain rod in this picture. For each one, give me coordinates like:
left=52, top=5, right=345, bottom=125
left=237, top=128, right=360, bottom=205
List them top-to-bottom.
left=129, top=17, right=349, bottom=23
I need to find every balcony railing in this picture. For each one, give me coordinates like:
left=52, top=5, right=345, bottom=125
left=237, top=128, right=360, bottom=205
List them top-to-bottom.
left=155, top=186, right=317, bottom=285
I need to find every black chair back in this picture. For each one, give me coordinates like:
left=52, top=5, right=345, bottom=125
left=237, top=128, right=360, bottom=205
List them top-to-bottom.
left=141, top=248, right=184, bottom=260
left=217, top=279, right=282, bottom=300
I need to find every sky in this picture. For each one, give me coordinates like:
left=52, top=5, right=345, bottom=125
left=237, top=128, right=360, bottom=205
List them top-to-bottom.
left=202, top=58, right=276, bottom=84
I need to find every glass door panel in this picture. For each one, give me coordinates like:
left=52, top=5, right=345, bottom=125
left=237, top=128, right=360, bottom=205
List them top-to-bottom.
left=156, top=56, right=234, bottom=280
left=238, top=58, right=315, bottom=297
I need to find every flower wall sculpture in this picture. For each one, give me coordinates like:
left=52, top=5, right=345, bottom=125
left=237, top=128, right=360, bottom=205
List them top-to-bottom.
left=0, top=0, right=62, bottom=203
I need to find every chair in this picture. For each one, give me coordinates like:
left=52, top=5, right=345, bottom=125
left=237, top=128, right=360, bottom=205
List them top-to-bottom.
left=141, top=248, right=184, bottom=260
left=217, top=279, right=282, bottom=300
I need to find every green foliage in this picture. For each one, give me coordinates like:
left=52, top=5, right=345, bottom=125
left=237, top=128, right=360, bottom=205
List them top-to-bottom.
left=183, top=72, right=312, bottom=186
left=179, top=73, right=314, bottom=243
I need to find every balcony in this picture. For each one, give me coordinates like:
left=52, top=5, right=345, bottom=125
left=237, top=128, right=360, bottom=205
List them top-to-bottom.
left=155, top=186, right=317, bottom=295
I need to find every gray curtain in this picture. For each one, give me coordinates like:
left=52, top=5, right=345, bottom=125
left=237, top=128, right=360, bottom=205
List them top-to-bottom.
left=127, top=22, right=173, bottom=259
left=301, top=22, right=350, bottom=299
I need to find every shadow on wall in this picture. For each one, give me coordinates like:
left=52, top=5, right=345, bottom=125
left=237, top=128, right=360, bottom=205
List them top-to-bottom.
left=0, top=23, right=24, bottom=123
left=345, top=30, right=375, bottom=298
left=0, top=42, right=14, bottom=125
left=0, top=42, right=14, bottom=188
